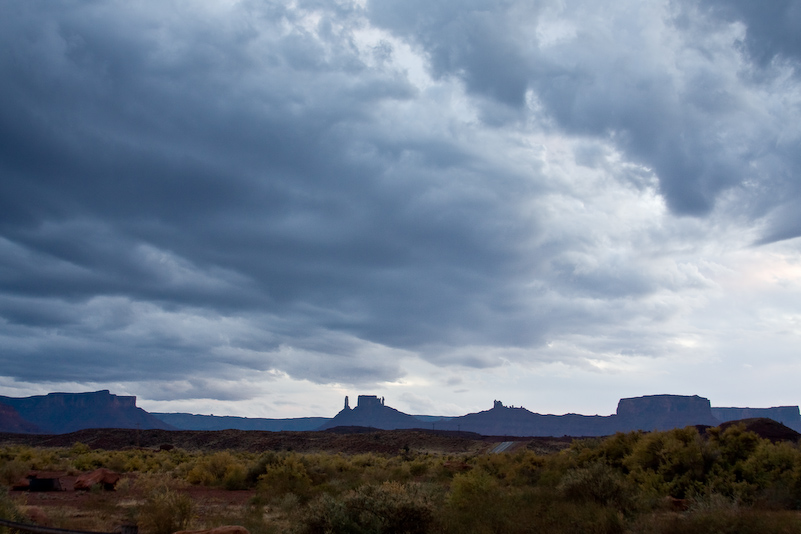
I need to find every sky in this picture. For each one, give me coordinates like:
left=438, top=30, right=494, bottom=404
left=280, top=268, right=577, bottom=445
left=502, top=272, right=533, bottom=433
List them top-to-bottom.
left=2, top=0, right=801, bottom=419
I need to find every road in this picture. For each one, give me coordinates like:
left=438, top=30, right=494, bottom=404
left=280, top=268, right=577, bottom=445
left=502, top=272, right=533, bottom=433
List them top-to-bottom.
left=490, top=441, right=515, bottom=453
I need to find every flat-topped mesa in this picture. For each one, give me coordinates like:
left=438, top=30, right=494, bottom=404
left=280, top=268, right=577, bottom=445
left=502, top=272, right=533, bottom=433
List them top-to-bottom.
left=0, top=389, right=171, bottom=434
left=44, top=390, right=137, bottom=409
left=616, top=394, right=719, bottom=431
left=617, top=394, right=712, bottom=416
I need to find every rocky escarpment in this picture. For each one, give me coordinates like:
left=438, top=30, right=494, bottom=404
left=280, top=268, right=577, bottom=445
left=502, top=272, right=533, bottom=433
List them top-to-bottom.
left=2, top=389, right=798, bottom=438
left=0, top=390, right=173, bottom=434
left=321, top=394, right=729, bottom=437
left=615, top=394, right=720, bottom=431
left=318, top=395, right=423, bottom=430
left=418, top=395, right=724, bottom=437
left=432, top=401, right=616, bottom=436
left=0, top=402, right=41, bottom=433
left=712, top=406, right=801, bottom=432
left=153, top=412, right=329, bottom=431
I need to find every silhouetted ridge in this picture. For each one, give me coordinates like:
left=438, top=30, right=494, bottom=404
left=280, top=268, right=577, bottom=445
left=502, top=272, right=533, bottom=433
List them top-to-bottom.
left=0, top=390, right=173, bottom=434
left=2, top=390, right=800, bottom=437
left=615, top=394, right=719, bottom=431
left=318, top=395, right=423, bottom=430
left=319, top=395, right=801, bottom=437
left=0, top=402, right=41, bottom=433
left=712, top=406, right=801, bottom=432
left=152, top=412, right=328, bottom=431
left=717, top=418, right=801, bottom=442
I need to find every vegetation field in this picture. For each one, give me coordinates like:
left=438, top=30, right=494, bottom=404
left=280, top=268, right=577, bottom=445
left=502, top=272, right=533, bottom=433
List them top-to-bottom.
left=3, top=423, right=801, bottom=533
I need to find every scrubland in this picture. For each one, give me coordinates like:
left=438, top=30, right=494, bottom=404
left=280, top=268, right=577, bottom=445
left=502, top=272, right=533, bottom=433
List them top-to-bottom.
left=2, top=424, right=801, bottom=533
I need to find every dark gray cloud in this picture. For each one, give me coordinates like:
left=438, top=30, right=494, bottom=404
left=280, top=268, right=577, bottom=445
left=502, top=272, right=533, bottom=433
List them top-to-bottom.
left=0, top=0, right=553, bottom=390
left=1, top=0, right=800, bottom=410
left=368, top=0, right=539, bottom=108
left=369, top=0, right=801, bottom=224
left=700, top=0, right=801, bottom=70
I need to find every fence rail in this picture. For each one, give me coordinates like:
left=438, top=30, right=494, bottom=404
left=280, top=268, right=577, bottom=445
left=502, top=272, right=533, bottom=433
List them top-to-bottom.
left=0, top=518, right=134, bottom=534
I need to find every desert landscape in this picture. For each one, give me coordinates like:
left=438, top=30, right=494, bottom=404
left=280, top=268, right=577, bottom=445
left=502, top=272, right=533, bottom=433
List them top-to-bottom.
left=3, top=420, right=801, bottom=534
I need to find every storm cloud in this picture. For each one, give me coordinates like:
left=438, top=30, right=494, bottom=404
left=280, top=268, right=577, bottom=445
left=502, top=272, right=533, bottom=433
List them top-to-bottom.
left=1, top=0, right=800, bottom=416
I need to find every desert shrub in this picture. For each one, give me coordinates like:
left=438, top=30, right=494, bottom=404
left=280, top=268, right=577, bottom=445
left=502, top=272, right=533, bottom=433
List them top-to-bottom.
left=708, top=424, right=762, bottom=466
left=624, top=427, right=708, bottom=498
left=570, top=432, right=643, bottom=472
left=738, top=440, right=801, bottom=508
left=69, top=442, right=91, bottom=455
left=71, top=446, right=105, bottom=471
left=27, top=449, right=64, bottom=471
left=501, top=450, right=546, bottom=487
left=185, top=451, right=249, bottom=487
left=246, top=451, right=281, bottom=486
left=205, top=452, right=239, bottom=480
left=123, top=454, right=147, bottom=473
left=257, top=454, right=313, bottom=502
left=408, top=459, right=428, bottom=477
left=0, top=460, right=28, bottom=486
left=558, top=462, right=634, bottom=510
left=186, top=463, right=215, bottom=485
left=223, top=463, right=248, bottom=491
left=444, top=468, right=512, bottom=533
left=447, top=468, right=497, bottom=509
left=135, top=475, right=193, bottom=534
left=444, top=480, right=626, bottom=534
left=298, top=482, right=437, bottom=534
left=0, top=486, right=24, bottom=532
left=530, top=498, right=627, bottom=534
left=629, top=506, right=801, bottom=534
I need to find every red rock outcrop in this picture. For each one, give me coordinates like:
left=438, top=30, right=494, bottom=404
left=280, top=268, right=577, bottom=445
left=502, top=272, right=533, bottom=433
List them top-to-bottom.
left=74, top=468, right=120, bottom=491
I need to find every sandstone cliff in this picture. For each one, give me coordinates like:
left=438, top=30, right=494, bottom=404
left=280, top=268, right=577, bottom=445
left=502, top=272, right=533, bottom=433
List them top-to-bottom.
left=0, top=390, right=173, bottom=434
left=615, top=394, right=720, bottom=431
left=318, top=395, right=422, bottom=430
left=0, top=402, right=41, bottom=433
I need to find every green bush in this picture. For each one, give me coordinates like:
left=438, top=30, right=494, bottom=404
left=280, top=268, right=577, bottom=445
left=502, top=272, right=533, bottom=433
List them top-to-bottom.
left=624, top=427, right=708, bottom=498
left=257, top=454, right=313, bottom=503
left=0, top=460, right=28, bottom=486
left=558, top=462, right=634, bottom=510
left=223, top=463, right=248, bottom=491
left=135, top=475, right=193, bottom=534
left=299, top=482, right=436, bottom=534
left=0, top=486, right=24, bottom=533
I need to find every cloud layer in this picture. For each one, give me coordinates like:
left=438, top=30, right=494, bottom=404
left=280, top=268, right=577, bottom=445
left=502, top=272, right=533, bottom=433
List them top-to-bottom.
left=1, top=0, right=800, bottom=416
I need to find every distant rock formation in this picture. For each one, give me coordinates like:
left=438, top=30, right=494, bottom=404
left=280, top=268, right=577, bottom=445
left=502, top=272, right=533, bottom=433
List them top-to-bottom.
left=3, top=389, right=799, bottom=438
left=0, top=390, right=173, bottom=434
left=615, top=394, right=720, bottom=431
left=318, top=395, right=421, bottom=430
left=422, top=395, right=723, bottom=436
left=432, top=401, right=616, bottom=436
left=0, top=402, right=41, bottom=433
left=712, top=406, right=801, bottom=432
left=152, top=413, right=329, bottom=431
left=718, top=418, right=801, bottom=442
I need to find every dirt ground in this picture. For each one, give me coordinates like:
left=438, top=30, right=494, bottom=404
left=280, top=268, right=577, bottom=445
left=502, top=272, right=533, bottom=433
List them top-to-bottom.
left=2, top=428, right=574, bottom=533
left=14, top=473, right=258, bottom=533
